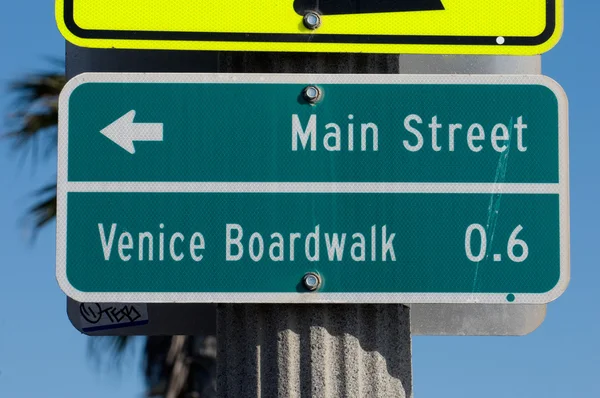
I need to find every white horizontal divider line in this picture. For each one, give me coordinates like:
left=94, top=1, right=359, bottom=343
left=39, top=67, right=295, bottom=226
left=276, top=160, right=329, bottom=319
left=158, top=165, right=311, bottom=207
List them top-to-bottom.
left=64, top=182, right=561, bottom=194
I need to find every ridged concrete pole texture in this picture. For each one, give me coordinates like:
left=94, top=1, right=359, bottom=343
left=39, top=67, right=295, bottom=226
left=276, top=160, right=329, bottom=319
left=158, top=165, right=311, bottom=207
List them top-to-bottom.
left=216, top=52, right=411, bottom=398
left=217, top=304, right=412, bottom=398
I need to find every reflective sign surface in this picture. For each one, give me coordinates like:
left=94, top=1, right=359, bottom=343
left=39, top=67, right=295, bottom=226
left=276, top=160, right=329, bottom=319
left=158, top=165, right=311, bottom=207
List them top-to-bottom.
left=56, top=0, right=563, bottom=54
left=57, top=73, right=569, bottom=303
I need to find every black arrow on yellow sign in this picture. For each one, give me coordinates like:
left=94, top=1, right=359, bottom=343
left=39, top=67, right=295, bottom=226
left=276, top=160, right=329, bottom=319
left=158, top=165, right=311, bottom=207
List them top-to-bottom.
left=294, top=0, right=444, bottom=16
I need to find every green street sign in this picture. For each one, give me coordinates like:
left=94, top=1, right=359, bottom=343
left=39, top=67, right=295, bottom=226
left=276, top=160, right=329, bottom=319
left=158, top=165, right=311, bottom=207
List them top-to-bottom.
left=57, top=73, right=569, bottom=304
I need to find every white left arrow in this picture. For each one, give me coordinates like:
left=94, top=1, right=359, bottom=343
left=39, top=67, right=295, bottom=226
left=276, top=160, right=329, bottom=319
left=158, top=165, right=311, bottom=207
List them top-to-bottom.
left=100, top=110, right=163, bottom=154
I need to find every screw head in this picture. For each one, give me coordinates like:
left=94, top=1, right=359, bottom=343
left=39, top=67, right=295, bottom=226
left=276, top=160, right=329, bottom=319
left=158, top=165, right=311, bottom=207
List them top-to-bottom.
left=303, top=12, right=321, bottom=30
left=302, top=85, right=322, bottom=104
left=302, top=272, right=321, bottom=291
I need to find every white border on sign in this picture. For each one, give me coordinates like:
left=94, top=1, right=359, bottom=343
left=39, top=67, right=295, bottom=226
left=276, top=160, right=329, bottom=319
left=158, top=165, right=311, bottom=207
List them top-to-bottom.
left=56, top=73, right=570, bottom=304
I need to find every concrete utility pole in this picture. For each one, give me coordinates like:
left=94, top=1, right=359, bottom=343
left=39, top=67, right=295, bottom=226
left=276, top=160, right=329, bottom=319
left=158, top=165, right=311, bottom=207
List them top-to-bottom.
left=214, top=52, right=541, bottom=398
left=215, top=52, right=411, bottom=398
left=217, top=303, right=411, bottom=397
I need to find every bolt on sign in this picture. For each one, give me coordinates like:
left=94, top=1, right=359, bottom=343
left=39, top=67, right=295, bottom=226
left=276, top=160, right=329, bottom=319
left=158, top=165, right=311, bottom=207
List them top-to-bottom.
left=55, top=0, right=563, bottom=55
left=56, top=73, right=569, bottom=304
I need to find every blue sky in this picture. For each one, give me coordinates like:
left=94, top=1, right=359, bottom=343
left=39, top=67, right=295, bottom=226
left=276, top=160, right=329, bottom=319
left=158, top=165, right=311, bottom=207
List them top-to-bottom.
left=0, top=1, right=598, bottom=397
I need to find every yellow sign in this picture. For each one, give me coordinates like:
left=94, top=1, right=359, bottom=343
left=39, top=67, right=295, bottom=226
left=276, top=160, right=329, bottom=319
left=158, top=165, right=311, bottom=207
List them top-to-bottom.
left=56, top=0, right=563, bottom=55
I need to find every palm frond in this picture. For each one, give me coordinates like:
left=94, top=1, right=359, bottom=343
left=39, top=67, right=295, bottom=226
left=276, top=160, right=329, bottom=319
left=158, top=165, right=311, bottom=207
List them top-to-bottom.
left=3, top=71, right=64, bottom=236
left=3, top=72, right=64, bottom=165
left=9, top=73, right=65, bottom=103
left=5, top=110, right=58, bottom=162
left=21, top=182, right=57, bottom=238
left=89, top=335, right=216, bottom=397
left=87, top=336, right=140, bottom=376
left=143, top=336, right=175, bottom=392
left=145, top=336, right=216, bottom=398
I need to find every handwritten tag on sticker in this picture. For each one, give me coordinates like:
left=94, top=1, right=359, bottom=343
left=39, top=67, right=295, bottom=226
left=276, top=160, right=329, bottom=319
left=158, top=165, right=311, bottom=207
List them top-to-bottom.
left=79, top=303, right=149, bottom=332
